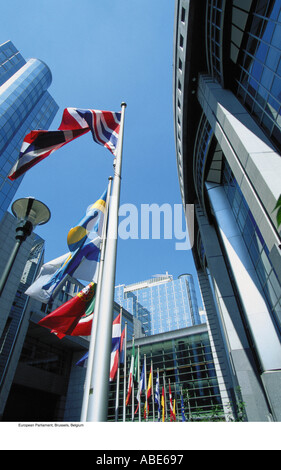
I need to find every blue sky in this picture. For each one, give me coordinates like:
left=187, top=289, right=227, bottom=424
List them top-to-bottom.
left=1, top=0, right=203, bottom=307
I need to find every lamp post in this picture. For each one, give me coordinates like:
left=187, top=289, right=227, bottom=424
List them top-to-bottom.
left=0, top=197, right=51, bottom=297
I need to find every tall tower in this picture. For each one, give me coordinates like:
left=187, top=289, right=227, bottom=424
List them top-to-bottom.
left=0, top=40, right=58, bottom=221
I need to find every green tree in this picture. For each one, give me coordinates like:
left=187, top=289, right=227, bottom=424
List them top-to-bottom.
left=273, top=195, right=281, bottom=228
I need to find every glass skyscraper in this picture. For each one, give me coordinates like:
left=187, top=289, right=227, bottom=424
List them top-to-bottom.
left=173, top=0, right=281, bottom=421
left=0, top=40, right=58, bottom=221
left=115, top=273, right=201, bottom=336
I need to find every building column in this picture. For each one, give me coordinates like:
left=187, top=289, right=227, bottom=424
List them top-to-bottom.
left=206, top=183, right=281, bottom=421
left=195, top=204, right=273, bottom=421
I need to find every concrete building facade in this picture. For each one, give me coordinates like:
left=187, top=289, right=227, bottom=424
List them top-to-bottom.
left=173, top=0, right=281, bottom=421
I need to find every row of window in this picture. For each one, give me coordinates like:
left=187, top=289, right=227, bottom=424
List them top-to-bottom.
left=205, top=0, right=281, bottom=151
left=206, top=0, right=225, bottom=84
left=234, top=0, right=281, bottom=150
left=193, top=114, right=214, bottom=205
left=223, top=158, right=281, bottom=332
left=108, top=333, right=222, bottom=420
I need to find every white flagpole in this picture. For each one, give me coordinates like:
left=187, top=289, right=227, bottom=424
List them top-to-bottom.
left=86, top=102, right=127, bottom=422
left=80, top=176, right=112, bottom=421
left=115, top=307, right=123, bottom=421
left=123, top=322, right=127, bottom=422
left=131, top=335, right=135, bottom=422
left=138, top=346, right=141, bottom=423
left=144, top=354, right=147, bottom=422
left=151, top=359, right=155, bottom=422
left=157, top=368, right=160, bottom=422
left=163, top=371, right=168, bottom=420
left=174, top=383, right=178, bottom=421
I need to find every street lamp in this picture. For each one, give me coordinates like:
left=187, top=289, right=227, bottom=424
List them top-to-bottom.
left=0, top=197, right=51, bottom=296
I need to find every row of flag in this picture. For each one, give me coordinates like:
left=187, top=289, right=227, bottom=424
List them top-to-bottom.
left=21, top=107, right=121, bottom=307
left=27, top=257, right=187, bottom=421
left=122, top=344, right=186, bottom=422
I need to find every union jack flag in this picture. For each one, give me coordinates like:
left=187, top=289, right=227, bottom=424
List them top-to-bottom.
left=8, top=107, right=121, bottom=180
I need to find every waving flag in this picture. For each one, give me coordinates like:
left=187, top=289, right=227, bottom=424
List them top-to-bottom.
left=8, top=107, right=121, bottom=180
left=26, top=189, right=107, bottom=303
left=24, top=253, right=70, bottom=303
left=38, top=282, right=96, bottom=338
left=69, top=294, right=96, bottom=337
left=109, top=314, right=122, bottom=382
left=76, top=315, right=124, bottom=378
left=119, top=328, right=126, bottom=365
left=126, top=343, right=136, bottom=406
left=76, top=351, right=89, bottom=368
left=135, top=362, right=145, bottom=415
left=144, top=366, right=152, bottom=419
left=155, top=371, right=161, bottom=422
left=169, top=383, right=176, bottom=422
left=161, top=387, right=165, bottom=422
left=181, top=392, right=186, bottom=422
left=173, top=400, right=177, bottom=422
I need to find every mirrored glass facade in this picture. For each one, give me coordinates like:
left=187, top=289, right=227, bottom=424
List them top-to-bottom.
left=205, top=0, right=281, bottom=149
left=233, top=0, right=281, bottom=149
left=0, top=41, right=58, bottom=221
left=222, top=158, right=281, bottom=331
left=115, top=273, right=201, bottom=337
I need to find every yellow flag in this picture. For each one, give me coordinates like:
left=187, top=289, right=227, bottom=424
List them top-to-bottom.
left=144, top=368, right=152, bottom=418
left=161, top=387, right=165, bottom=422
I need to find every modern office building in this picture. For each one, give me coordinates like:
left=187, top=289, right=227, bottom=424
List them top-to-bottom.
left=173, top=0, right=281, bottom=421
left=0, top=40, right=58, bottom=221
left=0, top=211, right=46, bottom=419
left=115, top=273, right=201, bottom=336
left=108, top=323, right=228, bottom=422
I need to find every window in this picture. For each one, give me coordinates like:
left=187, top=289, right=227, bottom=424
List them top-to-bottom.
left=234, top=0, right=281, bottom=151
left=181, top=6, right=186, bottom=23
left=223, top=158, right=281, bottom=331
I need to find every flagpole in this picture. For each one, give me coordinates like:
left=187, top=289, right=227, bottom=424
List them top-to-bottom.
left=86, top=102, right=127, bottom=422
left=80, top=176, right=113, bottom=421
left=115, top=307, right=123, bottom=421
left=123, top=321, right=127, bottom=422
left=131, top=335, right=135, bottom=422
left=137, top=346, right=141, bottom=422
left=144, top=354, right=147, bottom=422
left=151, top=359, right=155, bottom=422
left=157, top=368, right=160, bottom=422
left=163, top=371, right=168, bottom=422
left=169, top=379, right=172, bottom=422
left=174, top=383, right=178, bottom=422
left=161, top=384, right=165, bottom=423
left=180, top=386, right=186, bottom=422
left=186, top=386, right=191, bottom=421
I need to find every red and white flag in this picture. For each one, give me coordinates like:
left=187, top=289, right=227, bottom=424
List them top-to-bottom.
left=9, top=107, right=121, bottom=180
left=169, top=382, right=176, bottom=422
